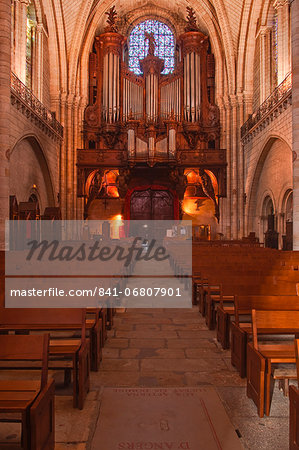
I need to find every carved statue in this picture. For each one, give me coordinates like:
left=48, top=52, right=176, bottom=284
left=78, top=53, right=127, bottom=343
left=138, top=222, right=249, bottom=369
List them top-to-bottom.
left=105, top=5, right=118, bottom=32
left=185, top=7, right=199, bottom=32
left=144, top=32, right=156, bottom=56
left=207, top=104, right=220, bottom=127
left=171, top=167, right=188, bottom=200
left=116, top=168, right=130, bottom=198
left=198, top=168, right=220, bottom=222
left=84, top=170, right=103, bottom=218
left=88, top=170, right=102, bottom=201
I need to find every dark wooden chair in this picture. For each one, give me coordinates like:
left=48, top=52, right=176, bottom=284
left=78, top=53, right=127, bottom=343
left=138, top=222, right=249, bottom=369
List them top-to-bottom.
left=229, top=295, right=299, bottom=377
left=0, top=308, right=89, bottom=409
left=246, top=309, right=299, bottom=417
left=0, top=333, right=55, bottom=449
left=289, top=339, right=299, bottom=450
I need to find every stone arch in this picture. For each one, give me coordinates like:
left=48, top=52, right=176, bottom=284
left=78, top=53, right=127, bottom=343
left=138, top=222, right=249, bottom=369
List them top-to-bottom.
left=41, top=0, right=68, bottom=110
left=69, top=0, right=232, bottom=107
left=236, top=0, right=267, bottom=98
left=108, top=6, right=183, bottom=38
left=9, top=135, right=55, bottom=212
left=246, top=135, right=292, bottom=234
left=278, top=188, right=293, bottom=243
left=280, top=188, right=293, bottom=219
left=261, top=192, right=275, bottom=215
left=258, top=193, right=275, bottom=242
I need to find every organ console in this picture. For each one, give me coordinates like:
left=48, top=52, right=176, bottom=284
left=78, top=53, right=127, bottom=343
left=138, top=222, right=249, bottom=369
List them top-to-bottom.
left=77, top=6, right=227, bottom=223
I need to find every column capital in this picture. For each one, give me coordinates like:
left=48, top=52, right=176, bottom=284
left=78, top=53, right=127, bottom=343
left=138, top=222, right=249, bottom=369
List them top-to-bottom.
left=19, top=0, right=30, bottom=6
left=273, top=0, right=289, bottom=9
left=257, top=25, right=272, bottom=38
left=229, top=94, right=238, bottom=108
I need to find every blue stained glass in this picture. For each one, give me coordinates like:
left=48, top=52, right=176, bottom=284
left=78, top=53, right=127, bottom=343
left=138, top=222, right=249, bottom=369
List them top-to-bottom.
left=128, top=20, right=175, bottom=75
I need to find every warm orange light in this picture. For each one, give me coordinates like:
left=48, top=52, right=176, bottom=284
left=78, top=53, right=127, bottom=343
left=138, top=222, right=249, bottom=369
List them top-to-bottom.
left=106, top=170, right=118, bottom=184
left=185, top=170, right=197, bottom=183
left=205, top=170, right=218, bottom=195
left=107, top=186, right=119, bottom=198
left=110, top=214, right=124, bottom=239
left=113, top=214, right=123, bottom=221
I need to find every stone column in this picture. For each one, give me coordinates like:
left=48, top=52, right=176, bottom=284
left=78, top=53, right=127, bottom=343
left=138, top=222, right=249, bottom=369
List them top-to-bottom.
left=0, top=0, right=11, bottom=249
left=13, top=0, right=28, bottom=83
left=274, top=0, right=291, bottom=84
left=291, top=0, right=299, bottom=249
left=33, top=23, right=45, bottom=101
left=259, top=26, right=272, bottom=102
left=242, top=92, right=253, bottom=236
left=66, top=93, right=74, bottom=220
left=237, top=93, right=246, bottom=238
left=230, top=95, right=239, bottom=239
left=76, top=96, right=87, bottom=220
left=216, top=96, right=226, bottom=236
left=223, top=96, right=231, bottom=239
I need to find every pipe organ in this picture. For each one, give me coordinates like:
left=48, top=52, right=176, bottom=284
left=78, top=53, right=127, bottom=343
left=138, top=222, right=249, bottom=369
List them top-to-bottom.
left=78, top=7, right=227, bottom=220
left=83, top=9, right=221, bottom=157
left=102, top=52, right=120, bottom=123
left=184, top=52, right=201, bottom=122
left=122, top=77, right=143, bottom=121
left=160, top=77, right=181, bottom=120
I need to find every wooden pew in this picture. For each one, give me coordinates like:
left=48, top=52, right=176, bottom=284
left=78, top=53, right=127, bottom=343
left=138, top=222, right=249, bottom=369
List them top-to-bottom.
left=0, top=251, right=4, bottom=309
left=196, top=267, right=298, bottom=316
left=205, top=279, right=298, bottom=330
left=217, top=291, right=299, bottom=350
left=229, top=296, right=299, bottom=377
left=0, top=308, right=89, bottom=409
left=246, top=310, right=299, bottom=417
left=0, top=334, right=55, bottom=449
left=289, top=339, right=299, bottom=450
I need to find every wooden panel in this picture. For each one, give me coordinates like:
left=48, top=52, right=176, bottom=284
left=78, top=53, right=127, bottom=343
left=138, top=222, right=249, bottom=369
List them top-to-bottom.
left=77, top=149, right=127, bottom=166
left=130, top=189, right=174, bottom=221
left=289, top=385, right=299, bottom=449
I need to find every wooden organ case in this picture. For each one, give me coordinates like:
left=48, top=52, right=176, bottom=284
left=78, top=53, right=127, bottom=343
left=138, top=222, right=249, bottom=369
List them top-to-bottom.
left=77, top=7, right=227, bottom=221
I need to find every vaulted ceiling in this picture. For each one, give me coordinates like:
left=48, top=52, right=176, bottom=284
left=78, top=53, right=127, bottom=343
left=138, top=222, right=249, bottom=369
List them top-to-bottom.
left=37, top=0, right=272, bottom=111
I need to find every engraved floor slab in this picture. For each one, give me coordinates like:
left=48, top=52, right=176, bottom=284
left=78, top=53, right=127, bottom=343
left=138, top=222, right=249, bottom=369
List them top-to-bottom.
left=91, top=387, right=244, bottom=450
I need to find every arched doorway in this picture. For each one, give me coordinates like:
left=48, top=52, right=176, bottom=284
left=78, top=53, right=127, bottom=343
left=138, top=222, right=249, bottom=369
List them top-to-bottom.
left=9, top=136, right=55, bottom=212
left=282, top=190, right=293, bottom=250
left=261, top=195, right=278, bottom=248
left=261, top=195, right=274, bottom=237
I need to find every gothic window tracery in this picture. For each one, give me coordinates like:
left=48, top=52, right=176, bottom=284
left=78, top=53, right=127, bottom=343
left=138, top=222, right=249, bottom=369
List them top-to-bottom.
left=26, top=3, right=36, bottom=89
left=273, top=10, right=278, bottom=86
left=128, top=20, right=175, bottom=75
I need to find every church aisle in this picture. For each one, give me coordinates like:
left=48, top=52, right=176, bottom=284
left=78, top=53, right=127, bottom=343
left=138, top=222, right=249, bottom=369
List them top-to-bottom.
left=0, top=307, right=290, bottom=449
left=87, top=307, right=289, bottom=450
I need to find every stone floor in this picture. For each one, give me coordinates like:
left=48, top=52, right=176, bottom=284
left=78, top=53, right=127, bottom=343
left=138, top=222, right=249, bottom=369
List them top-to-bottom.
left=0, top=307, right=290, bottom=450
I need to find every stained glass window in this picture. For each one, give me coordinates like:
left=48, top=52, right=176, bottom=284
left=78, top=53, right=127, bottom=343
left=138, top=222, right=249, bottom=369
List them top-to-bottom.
left=26, top=4, right=36, bottom=89
left=273, top=11, right=278, bottom=86
left=128, top=20, right=175, bottom=75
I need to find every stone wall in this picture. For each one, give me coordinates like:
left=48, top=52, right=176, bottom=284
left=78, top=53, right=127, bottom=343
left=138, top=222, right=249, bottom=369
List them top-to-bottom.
left=292, top=0, right=299, bottom=249
left=244, top=105, right=292, bottom=244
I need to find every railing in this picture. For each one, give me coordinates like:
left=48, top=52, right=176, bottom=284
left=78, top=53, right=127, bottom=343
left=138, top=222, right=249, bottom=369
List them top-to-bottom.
left=11, top=72, right=63, bottom=139
left=241, top=72, right=292, bottom=139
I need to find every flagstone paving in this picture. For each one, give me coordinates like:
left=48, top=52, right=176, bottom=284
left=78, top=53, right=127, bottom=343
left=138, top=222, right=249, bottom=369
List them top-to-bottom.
left=0, top=307, right=290, bottom=450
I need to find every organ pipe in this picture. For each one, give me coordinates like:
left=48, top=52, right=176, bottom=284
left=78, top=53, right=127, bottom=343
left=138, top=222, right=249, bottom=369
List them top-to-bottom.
left=96, top=27, right=205, bottom=132
left=102, top=52, right=121, bottom=124
left=183, top=52, right=200, bottom=122
left=122, top=78, right=143, bottom=121
left=160, top=78, right=181, bottom=120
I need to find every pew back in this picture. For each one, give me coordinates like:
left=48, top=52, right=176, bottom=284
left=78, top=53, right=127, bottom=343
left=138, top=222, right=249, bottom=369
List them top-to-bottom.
left=252, top=309, right=299, bottom=350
